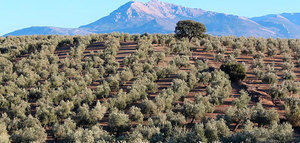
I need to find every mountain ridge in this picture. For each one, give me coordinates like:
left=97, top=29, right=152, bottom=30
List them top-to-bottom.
left=3, top=0, right=300, bottom=38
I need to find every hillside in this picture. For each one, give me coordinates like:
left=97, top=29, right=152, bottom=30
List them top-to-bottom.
left=3, top=0, right=300, bottom=38
left=251, top=13, right=300, bottom=38
left=0, top=33, right=299, bottom=142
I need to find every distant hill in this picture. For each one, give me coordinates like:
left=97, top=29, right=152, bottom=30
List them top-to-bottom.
left=3, top=0, right=300, bottom=38
left=3, top=26, right=93, bottom=37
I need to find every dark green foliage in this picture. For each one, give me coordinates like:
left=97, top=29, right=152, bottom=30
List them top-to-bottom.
left=175, top=20, right=207, bottom=42
left=220, top=62, right=247, bottom=82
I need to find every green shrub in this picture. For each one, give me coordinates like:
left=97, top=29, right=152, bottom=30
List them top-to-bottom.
left=220, top=62, right=247, bottom=82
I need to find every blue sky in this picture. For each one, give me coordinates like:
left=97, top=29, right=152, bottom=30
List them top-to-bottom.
left=0, top=0, right=299, bottom=35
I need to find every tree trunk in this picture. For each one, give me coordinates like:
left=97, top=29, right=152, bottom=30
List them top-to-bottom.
left=189, top=37, right=192, bottom=43
left=272, top=98, right=277, bottom=107
left=191, top=117, right=195, bottom=123
left=234, top=123, right=241, bottom=131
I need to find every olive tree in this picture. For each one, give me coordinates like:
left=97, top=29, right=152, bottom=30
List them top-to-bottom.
left=203, top=41, right=213, bottom=52
left=170, top=55, right=190, bottom=68
left=120, top=68, right=133, bottom=82
left=206, top=70, right=232, bottom=105
left=282, top=70, right=296, bottom=81
left=262, top=72, right=278, bottom=84
left=171, top=79, right=190, bottom=101
left=282, top=80, right=299, bottom=96
left=94, top=81, right=111, bottom=99
left=269, top=84, right=287, bottom=104
left=234, top=90, right=251, bottom=109
left=195, top=94, right=215, bottom=113
left=285, top=97, right=300, bottom=127
left=140, top=98, right=159, bottom=116
left=35, top=99, right=58, bottom=126
left=182, top=100, right=206, bottom=123
left=76, top=102, right=107, bottom=127
left=250, top=102, right=279, bottom=126
left=129, top=106, right=144, bottom=124
left=225, top=106, right=251, bottom=131
left=108, top=109, right=131, bottom=134
left=11, top=115, right=47, bottom=143
left=53, top=118, right=77, bottom=142
left=204, top=119, right=231, bottom=142
left=230, top=121, right=293, bottom=143
left=0, top=123, right=10, bottom=143
left=186, top=124, right=207, bottom=143
left=72, top=126, right=113, bottom=143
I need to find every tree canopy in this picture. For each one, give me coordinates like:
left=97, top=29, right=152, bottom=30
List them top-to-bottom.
left=175, top=20, right=207, bottom=42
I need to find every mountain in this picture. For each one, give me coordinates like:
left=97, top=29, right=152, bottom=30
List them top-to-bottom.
left=3, top=0, right=300, bottom=38
left=79, top=0, right=276, bottom=37
left=251, top=13, right=300, bottom=38
left=281, top=13, right=300, bottom=25
left=3, top=26, right=93, bottom=37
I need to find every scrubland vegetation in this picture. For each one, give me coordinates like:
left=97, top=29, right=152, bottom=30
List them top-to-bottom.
left=0, top=28, right=299, bottom=142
